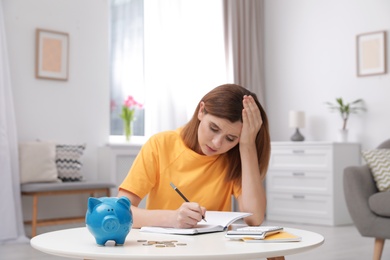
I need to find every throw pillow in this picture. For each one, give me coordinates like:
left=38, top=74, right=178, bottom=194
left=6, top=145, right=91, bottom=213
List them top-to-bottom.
left=19, top=141, right=59, bottom=184
left=56, top=144, right=86, bottom=182
left=361, top=149, right=390, bottom=192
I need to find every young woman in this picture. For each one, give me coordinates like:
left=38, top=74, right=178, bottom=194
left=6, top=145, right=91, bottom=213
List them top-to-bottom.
left=117, top=84, right=271, bottom=228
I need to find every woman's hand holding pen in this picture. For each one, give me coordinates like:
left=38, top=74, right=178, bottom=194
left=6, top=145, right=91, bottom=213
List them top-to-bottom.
left=170, top=182, right=207, bottom=228
left=173, top=202, right=206, bottom=229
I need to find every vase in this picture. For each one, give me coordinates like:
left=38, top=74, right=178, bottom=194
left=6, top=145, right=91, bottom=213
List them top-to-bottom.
left=124, top=121, right=133, bottom=141
left=339, top=129, right=348, bottom=142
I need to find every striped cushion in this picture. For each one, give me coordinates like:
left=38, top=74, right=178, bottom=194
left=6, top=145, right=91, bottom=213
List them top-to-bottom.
left=56, top=144, right=86, bottom=182
left=362, top=149, right=390, bottom=192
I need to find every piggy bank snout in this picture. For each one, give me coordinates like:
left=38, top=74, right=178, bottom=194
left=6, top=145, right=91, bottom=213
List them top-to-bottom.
left=102, top=215, right=120, bottom=233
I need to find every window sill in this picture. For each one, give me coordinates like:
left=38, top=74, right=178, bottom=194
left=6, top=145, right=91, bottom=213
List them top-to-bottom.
left=108, top=135, right=147, bottom=147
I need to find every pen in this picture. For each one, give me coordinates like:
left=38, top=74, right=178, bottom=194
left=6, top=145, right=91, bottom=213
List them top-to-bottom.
left=170, top=182, right=207, bottom=222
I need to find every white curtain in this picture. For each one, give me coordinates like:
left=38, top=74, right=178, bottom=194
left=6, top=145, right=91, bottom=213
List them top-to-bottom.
left=110, top=0, right=145, bottom=136
left=110, top=0, right=227, bottom=137
left=143, top=0, right=227, bottom=135
left=223, top=0, right=266, bottom=104
left=0, top=1, right=28, bottom=244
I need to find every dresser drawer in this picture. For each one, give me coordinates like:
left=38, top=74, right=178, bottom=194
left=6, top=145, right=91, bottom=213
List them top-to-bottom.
left=269, top=146, right=332, bottom=171
left=266, top=171, right=331, bottom=195
left=266, top=193, right=332, bottom=225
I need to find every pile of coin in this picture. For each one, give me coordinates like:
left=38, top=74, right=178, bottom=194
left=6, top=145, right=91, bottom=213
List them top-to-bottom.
left=137, top=240, right=187, bottom=247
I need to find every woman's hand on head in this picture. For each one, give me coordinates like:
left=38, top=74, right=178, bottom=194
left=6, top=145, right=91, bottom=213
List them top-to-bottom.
left=240, top=95, right=263, bottom=146
left=173, top=202, right=206, bottom=229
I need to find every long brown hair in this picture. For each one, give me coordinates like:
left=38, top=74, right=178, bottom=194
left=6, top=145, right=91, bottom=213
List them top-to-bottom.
left=181, top=84, right=271, bottom=184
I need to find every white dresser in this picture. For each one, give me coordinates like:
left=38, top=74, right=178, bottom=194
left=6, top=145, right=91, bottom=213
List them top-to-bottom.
left=266, top=142, right=361, bottom=226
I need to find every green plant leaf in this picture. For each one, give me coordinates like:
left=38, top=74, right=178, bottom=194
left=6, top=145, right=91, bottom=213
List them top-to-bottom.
left=325, top=97, right=365, bottom=130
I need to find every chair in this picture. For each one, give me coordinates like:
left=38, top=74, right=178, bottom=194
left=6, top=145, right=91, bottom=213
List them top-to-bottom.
left=344, top=139, right=390, bottom=260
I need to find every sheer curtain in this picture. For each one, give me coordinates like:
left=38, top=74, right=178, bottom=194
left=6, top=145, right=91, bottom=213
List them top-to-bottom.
left=110, top=0, right=145, bottom=136
left=110, top=0, right=227, bottom=138
left=143, top=0, right=227, bottom=136
left=223, top=0, right=266, bottom=104
left=0, top=1, right=28, bottom=244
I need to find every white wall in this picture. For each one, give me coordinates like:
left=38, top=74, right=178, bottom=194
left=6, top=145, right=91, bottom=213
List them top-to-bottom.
left=3, top=0, right=110, bottom=181
left=3, top=0, right=110, bottom=225
left=265, top=0, right=390, bottom=150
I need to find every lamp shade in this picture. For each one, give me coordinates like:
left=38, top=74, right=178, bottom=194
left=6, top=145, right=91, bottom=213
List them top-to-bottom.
left=289, top=111, right=305, bottom=128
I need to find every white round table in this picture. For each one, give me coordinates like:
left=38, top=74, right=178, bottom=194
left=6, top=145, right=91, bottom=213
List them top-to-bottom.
left=31, top=227, right=324, bottom=260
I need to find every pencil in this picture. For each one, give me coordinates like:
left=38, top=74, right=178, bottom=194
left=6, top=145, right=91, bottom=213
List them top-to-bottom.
left=170, top=182, right=207, bottom=222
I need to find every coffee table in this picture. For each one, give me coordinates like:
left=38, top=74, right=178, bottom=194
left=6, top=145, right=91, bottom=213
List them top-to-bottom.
left=31, top=227, right=324, bottom=260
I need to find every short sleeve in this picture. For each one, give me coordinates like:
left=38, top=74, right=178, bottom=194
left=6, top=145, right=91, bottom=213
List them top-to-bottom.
left=119, top=135, right=160, bottom=199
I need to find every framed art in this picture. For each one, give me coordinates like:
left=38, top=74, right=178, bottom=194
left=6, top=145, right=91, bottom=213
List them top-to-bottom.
left=36, top=29, right=69, bottom=81
left=356, top=31, right=387, bottom=77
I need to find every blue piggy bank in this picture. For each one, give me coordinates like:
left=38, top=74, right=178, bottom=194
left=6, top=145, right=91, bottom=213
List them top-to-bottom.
left=85, top=196, right=132, bottom=246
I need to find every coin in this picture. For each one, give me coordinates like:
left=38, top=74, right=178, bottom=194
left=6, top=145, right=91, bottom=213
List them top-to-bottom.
left=138, top=239, right=187, bottom=247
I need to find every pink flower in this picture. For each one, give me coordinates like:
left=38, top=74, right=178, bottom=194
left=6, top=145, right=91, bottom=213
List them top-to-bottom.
left=124, top=96, right=143, bottom=109
left=110, top=100, right=116, bottom=112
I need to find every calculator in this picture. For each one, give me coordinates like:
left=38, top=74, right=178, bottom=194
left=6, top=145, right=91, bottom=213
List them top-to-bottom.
left=225, top=226, right=283, bottom=239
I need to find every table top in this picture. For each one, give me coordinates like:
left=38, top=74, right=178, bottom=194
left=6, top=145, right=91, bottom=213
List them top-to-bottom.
left=31, top=227, right=324, bottom=260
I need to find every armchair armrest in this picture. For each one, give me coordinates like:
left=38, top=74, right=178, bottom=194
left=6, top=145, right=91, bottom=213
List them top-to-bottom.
left=344, top=164, right=379, bottom=237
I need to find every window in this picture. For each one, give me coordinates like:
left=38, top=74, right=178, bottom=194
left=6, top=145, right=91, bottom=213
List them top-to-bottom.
left=110, top=0, right=227, bottom=142
left=110, top=0, right=145, bottom=138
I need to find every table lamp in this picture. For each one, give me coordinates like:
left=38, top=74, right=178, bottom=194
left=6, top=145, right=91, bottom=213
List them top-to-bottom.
left=289, top=111, right=305, bottom=141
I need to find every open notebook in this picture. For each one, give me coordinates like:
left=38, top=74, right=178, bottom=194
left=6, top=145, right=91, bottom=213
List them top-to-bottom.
left=140, top=211, right=252, bottom=235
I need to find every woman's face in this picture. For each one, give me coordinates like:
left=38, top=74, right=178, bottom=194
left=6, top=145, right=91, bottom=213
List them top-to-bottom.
left=196, top=102, right=242, bottom=156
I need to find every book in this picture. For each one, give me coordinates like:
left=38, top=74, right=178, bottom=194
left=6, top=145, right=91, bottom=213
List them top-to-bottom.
left=140, top=211, right=252, bottom=235
left=241, top=231, right=302, bottom=243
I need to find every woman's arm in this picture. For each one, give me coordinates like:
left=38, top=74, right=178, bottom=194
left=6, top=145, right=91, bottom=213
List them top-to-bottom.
left=237, top=95, right=266, bottom=226
left=117, top=189, right=205, bottom=228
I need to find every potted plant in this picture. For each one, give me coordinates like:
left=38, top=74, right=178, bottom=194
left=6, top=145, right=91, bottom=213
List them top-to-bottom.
left=325, top=97, right=366, bottom=141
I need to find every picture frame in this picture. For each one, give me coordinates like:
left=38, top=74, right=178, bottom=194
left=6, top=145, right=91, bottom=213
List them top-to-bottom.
left=35, top=29, right=69, bottom=81
left=356, top=31, right=387, bottom=77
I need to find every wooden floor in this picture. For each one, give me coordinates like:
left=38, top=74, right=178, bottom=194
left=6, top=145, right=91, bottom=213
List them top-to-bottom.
left=0, top=220, right=389, bottom=260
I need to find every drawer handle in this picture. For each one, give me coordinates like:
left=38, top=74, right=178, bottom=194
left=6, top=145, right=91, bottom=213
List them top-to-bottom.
left=292, top=150, right=305, bottom=154
left=292, top=172, right=305, bottom=176
left=292, top=195, right=305, bottom=199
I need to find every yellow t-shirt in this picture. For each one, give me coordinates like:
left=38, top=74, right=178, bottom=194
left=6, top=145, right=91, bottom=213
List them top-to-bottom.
left=119, top=129, right=241, bottom=211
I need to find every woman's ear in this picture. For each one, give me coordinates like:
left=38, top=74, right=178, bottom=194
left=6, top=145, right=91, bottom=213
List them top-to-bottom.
left=197, top=102, right=205, bottom=120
